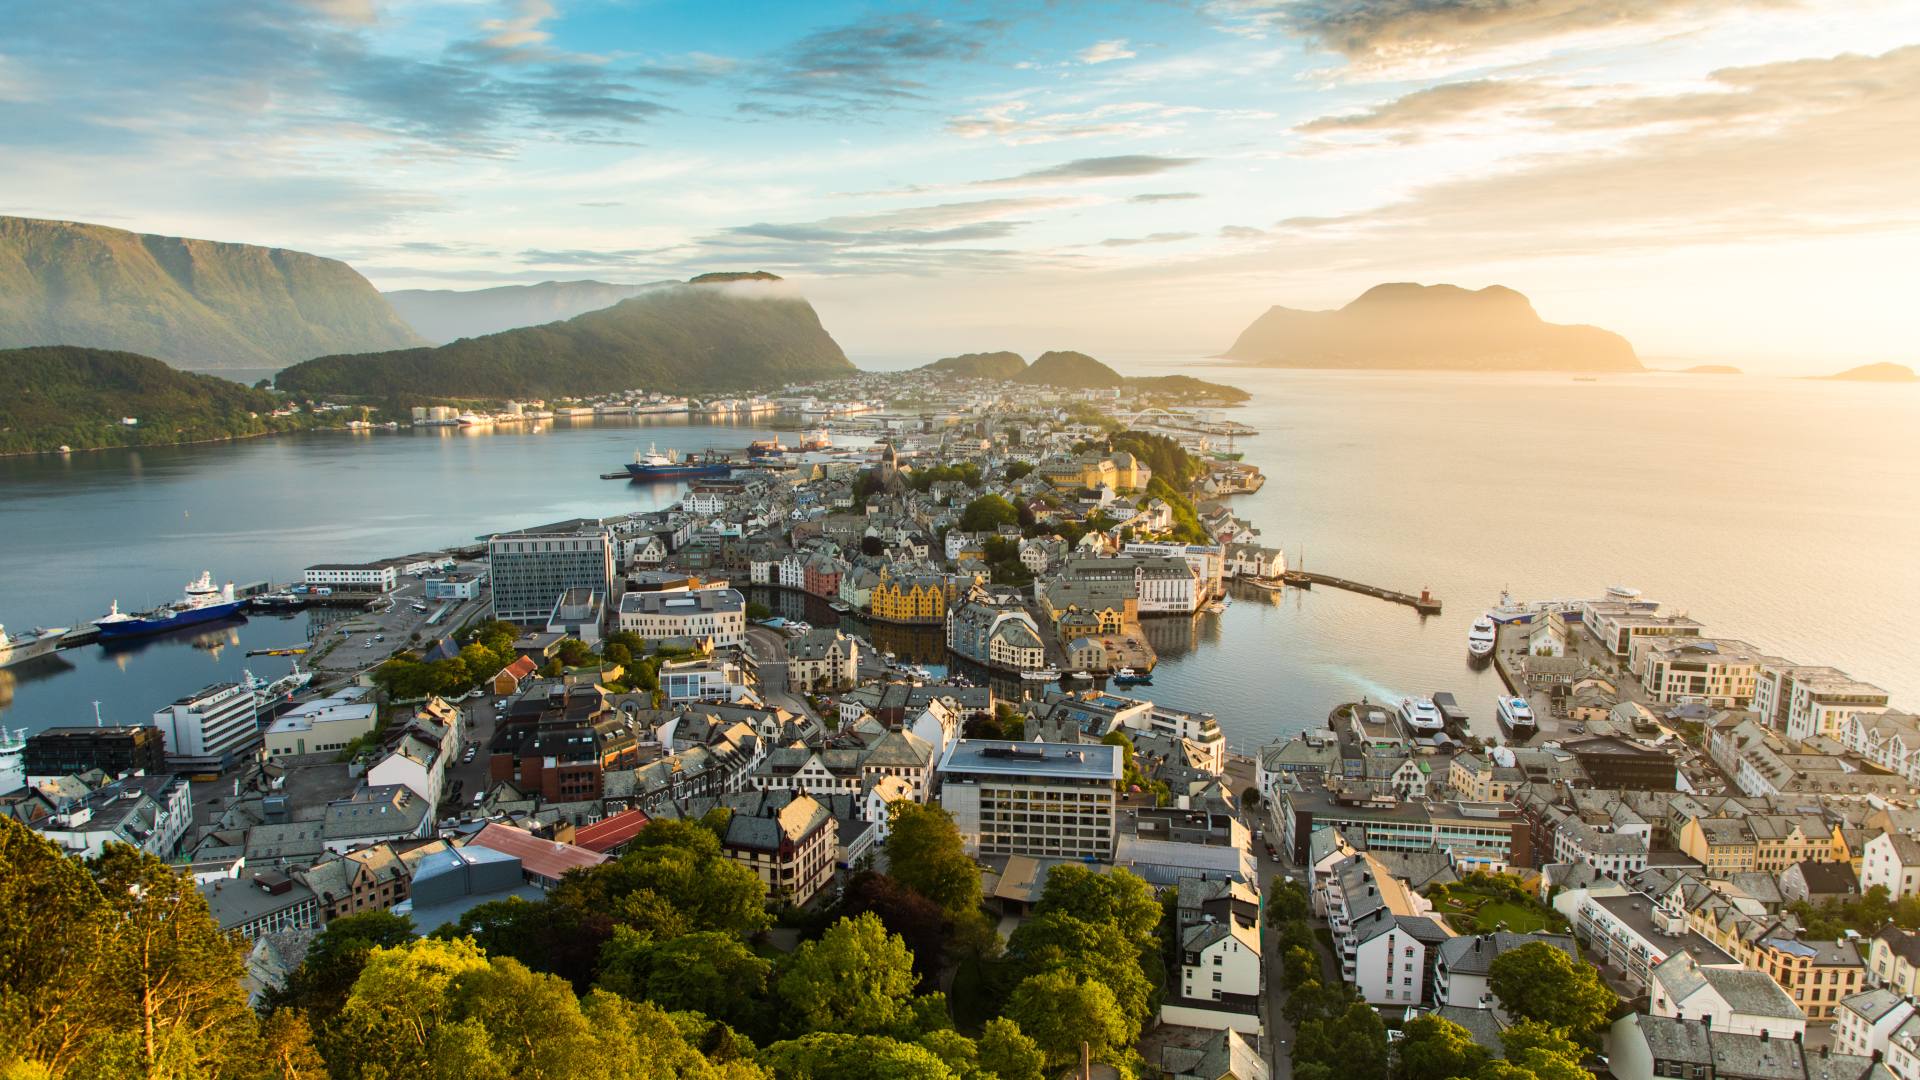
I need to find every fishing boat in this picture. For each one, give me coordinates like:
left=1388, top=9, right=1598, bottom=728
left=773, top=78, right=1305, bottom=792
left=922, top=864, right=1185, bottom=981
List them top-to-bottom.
left=625, top=443, right=732, bottom=481
left=1112, top=667, right=1152, bottom=687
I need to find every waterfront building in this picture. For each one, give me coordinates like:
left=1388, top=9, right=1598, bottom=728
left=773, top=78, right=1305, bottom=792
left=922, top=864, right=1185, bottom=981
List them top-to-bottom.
left=486, top=522, right=617, bottom=624
left=1121, top=541, right=1225, bottom=600
left=303, top=561, right=400, bottom=593
left=870, top=567, right=968, bottom=624
left=423, top=571, right=482, bottom=600
left=616, top=587, right=745, bottom=647
left=945, top=587, right=1048, bottom=672
left=1583, top=600, right=1703, bottom=658
left=787, top=628, right=859, bottom=692
left=1635, top=638, right=1772, bottom=709
left=1751, top=660, right=1892, bottom=742
left=151, top=682, right=262, bottom=772
left=263, top=691, right=379, bottom=759
left=22, top=725, right=168, bottom=780
left=937, top=740, right=1122, bottom=860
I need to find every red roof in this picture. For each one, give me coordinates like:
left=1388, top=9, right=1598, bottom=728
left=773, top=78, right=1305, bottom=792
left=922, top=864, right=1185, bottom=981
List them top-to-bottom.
left=499, top=656, right=538, bottom=681
left=572, top=809, right=653, bottom=853
left=466, top=823, right=607, bottom=881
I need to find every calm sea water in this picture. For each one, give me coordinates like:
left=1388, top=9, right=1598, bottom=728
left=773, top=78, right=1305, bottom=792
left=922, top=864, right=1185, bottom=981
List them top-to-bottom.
left=3, top=369, right=1916, bottom=751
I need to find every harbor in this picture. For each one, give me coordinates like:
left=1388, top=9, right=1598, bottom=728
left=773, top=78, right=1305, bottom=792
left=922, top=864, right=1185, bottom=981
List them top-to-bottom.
left=1280, top=570, right=1443, bottom=615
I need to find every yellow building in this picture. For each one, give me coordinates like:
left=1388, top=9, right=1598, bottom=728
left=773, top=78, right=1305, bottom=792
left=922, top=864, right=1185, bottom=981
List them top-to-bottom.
left=1039, top=451, right=1151, bottom=492
left=870, top=569, right=969, bottom=625
left=1747, top=815, right=1840, bottom=872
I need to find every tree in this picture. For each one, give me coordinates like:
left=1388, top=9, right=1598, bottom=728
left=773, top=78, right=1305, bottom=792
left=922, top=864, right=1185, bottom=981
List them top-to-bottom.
left=1004, top=461, right=1034, bottom=482
left=958, top=494, right=1019, bottom=533
left=885, top=804, right=981, bottom=918
left=1033, top=865, right=1160, bottom=951
left=839, top=871, right=950, bottom=987
left=1267, top=877, right=1310, bottom=922
left=269, top=909, right=415, bottom=1022
left=1003, top=912, right=1152, bottom=1036
left=776, top=914, right=919, bottom=1036
left=596, top=929, right=771, bottom=1031
left=327, top=937, right=494, bottom=1078
left=1488, top=943, right=1617, bottom=1044
left=1003, top=970, right=1129, bottom=1071
left=1295, top=1001, right=1389, bottom=1080
left=260, top=1009, right=330, bottom=1080
left=1395, top=1014, right=1491, bottom=1080
left=976, top=1017, right=1045, bottom=1080
left=759, top=1033, right=957, bottom=1080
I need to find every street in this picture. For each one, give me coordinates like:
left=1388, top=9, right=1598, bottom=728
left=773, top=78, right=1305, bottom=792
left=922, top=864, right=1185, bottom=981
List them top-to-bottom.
left=745, top=624, right=818, bottom=721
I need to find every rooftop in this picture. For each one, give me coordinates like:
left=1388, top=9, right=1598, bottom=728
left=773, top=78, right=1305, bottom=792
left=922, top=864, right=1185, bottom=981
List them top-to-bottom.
left=617, top=587, right=744, bottom=615
left=938, top=740, right=1123, bottom=781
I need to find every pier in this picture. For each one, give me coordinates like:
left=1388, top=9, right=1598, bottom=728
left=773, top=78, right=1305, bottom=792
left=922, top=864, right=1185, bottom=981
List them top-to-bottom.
left=1281, top=571, right=1442, bottom=615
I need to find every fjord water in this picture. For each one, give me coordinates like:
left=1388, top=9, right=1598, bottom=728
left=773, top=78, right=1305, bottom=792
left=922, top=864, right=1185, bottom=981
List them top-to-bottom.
left=2, top=369, right=1916, bottom=751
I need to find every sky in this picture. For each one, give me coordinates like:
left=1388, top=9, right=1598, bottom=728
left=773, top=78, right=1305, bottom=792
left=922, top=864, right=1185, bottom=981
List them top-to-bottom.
left=3, top=0, right=1919, bottom=371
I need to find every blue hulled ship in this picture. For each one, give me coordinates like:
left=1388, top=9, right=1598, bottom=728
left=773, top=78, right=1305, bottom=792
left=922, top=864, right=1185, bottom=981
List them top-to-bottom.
left=625, top=443, right=732, bottom=481
left=94, top=571, right=246, bottom=641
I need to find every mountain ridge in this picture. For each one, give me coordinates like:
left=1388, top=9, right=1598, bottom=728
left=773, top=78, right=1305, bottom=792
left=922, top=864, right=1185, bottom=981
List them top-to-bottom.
left=0, top=216, right=424, bottom=369
left=384, top=280, right=674, bottom=344
left=1223, top=282, right=1641, bottom=372
left=922, top=351, right=1028, bottom=379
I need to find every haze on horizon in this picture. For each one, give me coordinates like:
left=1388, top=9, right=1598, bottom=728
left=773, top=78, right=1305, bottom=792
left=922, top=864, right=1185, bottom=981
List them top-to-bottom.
left=4, top=0, right=1918, bottom=374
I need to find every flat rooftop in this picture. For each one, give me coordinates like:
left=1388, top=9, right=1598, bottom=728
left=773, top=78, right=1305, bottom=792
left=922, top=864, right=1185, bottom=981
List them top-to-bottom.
left=618, top=588, right=744, bottom=614
left=939, top=740, right=1122, bottom=781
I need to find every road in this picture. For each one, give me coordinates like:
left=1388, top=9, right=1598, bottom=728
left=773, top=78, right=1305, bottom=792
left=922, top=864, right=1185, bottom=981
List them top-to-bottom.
left=745, top=625, right=818, bottom=722
left=439, top=693, right=502, bottom=818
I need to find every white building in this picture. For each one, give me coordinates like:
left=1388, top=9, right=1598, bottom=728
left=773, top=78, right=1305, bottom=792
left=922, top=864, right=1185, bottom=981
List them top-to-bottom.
left=777, top=553, right=806, bottom=590
left=303, top=562, right=399, bottom=592
left=616, top=588, right=746, bottom=647
left=1634, top=638, right=1771, bottom=709
left=659, top=657, right=752, bottom=704
left=1753, top=660, right=1891, bottom=741
left=152, top=682, right=262, bottom=771
left=263, top=692, right=379, bottom=759
left=1845, top=711, right=1920, bottom=785
left=365, top=733, right=445, bottom=808
left=938, top=740, right=1121, bottom=861
left=30, top=774, right=193, bottom=859
left=1552, top=816, right=1652, bottom=878
left=1863, top=833, right=1920, bottom=900
left=1167, top=877, right=1263, bottom=1033
left=1648, top=950, right=1806, bottom=1039
left=1836, top=988, right=1915, bottom=1059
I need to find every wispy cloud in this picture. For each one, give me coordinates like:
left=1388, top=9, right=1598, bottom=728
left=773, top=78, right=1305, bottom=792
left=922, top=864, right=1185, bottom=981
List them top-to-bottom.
left=741, top=13, right=1001, bottom=118
left=1079, top=39, right=1137, bottom=64
left=972, top=154, right=1201, bottom=187
left=1131, top=192, right=1202, bottom=203
left=1097, top=231, right=1197, bottom=246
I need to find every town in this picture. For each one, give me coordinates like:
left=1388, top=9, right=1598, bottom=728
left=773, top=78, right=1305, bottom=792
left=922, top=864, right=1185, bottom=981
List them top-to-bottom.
left=6, top=365, right=1918, bottom=1080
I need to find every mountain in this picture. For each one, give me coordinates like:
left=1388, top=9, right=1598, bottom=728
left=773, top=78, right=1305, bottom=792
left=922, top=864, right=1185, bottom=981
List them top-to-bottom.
left=0, top=216, right=424, bottom=370
left=277, top=275, right=855, bottom=399
left=384, top=280, right=670, bottom=344
left=1223, top=283, right=1642, bottom=372
left=0, top=346, right=318, bottom=455
left=1015, top=350, right=1124, bottom=388
left=923, top=351, right=1027, bottom=379
left=1821, top=362, right=1915, bottom=382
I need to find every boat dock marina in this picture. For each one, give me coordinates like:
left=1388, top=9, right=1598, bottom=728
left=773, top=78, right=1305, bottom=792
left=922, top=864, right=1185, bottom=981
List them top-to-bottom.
left=1281, top=570, right=1442, bottom=614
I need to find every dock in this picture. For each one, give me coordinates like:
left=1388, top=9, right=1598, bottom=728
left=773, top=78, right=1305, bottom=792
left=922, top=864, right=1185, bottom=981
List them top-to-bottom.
left=1281, top=571, right=1441, bottom=615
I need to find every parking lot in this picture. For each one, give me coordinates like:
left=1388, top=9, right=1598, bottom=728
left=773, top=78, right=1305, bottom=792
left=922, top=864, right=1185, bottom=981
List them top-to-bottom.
left=307, top=563, right=490, bottom=678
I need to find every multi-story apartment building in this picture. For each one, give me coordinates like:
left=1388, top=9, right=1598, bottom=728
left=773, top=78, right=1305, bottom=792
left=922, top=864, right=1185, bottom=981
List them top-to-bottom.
left=487, top=522, right=617, bottom=624
left=303, top=561, right=400, bottom=593
left=870, top=568, right=968, bottom=624
left=616, top=587, right=746, bottom=647
left=946, top=589, right=1048, bottom=672
left=787, top=628, right=860, bottom=692
left=1635, top=638, right=1770, bottom=709
left=1753, top=660, right=1890, bottom=741
left=151, top=682, right=262, bottom=772
left=1843, top=711, right=1920, bottom=786
left=22, top=725, right=168, bottom=780
left=938, top=740, right=1122, bottom=860
left=30, top=773, right=193, bottom=859
left=1273, top=785, right=1532, bottom=867
left=720, top=794, right=838, bottom=906
left=1862, top=833, right=1920, bottom=899
left=1320, top=851, right=1451, bottom=1006
left=1163, top=877, right=1263, bottom=1034
left=1868, top=927, right=1920, bottom=999
left=1648, top=951, right=1806, bottom=1038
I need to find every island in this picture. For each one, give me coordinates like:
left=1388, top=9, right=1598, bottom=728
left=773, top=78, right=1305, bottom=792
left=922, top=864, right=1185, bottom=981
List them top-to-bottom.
left=1223, top=282, right=1642, bottom=372
left=922, top=349, right=1248, bottom=402
left=1821, top=362, right=1916, bottom=382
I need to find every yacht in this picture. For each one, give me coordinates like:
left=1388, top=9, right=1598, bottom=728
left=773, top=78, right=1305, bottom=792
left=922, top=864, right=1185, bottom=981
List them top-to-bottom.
left=1467, top=616, right=1497, bottom=659
left=0, top=623, right=69, bottom=670
left=1020, top=667, right=1060, bottom=681
left=1497, top=696, right=1538, bottom=740
left=1397, top=697, right=1445, bottom=734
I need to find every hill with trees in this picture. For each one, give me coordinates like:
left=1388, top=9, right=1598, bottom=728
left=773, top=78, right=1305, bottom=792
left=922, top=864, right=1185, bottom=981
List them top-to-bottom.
left=0, top=215, right=423, bottom=370
left=276, top=275, right=856, bottom=401
left=1224, top=283, right=1642, bottom=372
left=0, top=345, right=319, bottom=454
left=1015, top=350, right=1124, bottom=388
left=923, top=351, right=1029, bottom=379
left=1822, top=362, right=1915, bottom=381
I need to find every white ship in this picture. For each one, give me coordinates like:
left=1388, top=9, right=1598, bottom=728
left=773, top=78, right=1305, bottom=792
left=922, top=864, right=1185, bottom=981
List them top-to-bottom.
left=1466, top=616, right=1497, bottom=659
left=0, top=623, right=69, bottom=669
left=1021, top=667, right=1061, bottom=681
left=1497, top=696, right=1538, bottom=740
left=1397, top=697, right=1445, bottom=733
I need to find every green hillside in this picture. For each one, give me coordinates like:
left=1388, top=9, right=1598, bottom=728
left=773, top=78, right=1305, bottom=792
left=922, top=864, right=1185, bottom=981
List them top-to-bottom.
left=0, top=216, right=424, bottom=369
left=277, top=278, right=855, bottom=400
left=0, top=346, right=320, bottom=454
left=1015, top=350, right=1124, bottom=388
left=923, top=351, right=1028, bottom=379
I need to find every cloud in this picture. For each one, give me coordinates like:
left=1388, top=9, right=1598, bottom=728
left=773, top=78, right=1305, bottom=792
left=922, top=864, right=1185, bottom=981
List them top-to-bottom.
left=469, top=0, right=560, bottom=59
left=1214, top=0, right=1798, bottom=69
left=742, top=13, right=1001, bottom=118
left=1079, top=39, right=1137, bottom=64
left=1267, top=45, right=1920, bottom=263
left=1298, top=78, right=1547, bottom=134
left=947, top=100, right=1212, bottom=145
left=973, top=154, right=1201, bottom=187
left=1131, top=192, right=1202, bottom=203
left=719, top=197, right=1070, bottom=248
left=1219, top=224, right=1266, bottom=238
left=1097, top=232, right=1198, bottom=246
left=519, top=247, right=671, bottom=267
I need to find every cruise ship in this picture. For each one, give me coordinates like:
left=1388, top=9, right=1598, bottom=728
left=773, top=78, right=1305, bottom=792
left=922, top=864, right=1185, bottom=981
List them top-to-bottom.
left=625, top=444, right=732, bottom=481
left=93, top=572, right=246, bottom=641
left=1466, top=616, right=1497, bottom=659
left=0, top=623, right=69, bottom=669
left=1496, top=695, right=1537, bottom=741
left=1397, top=697, right=1445, bottom=733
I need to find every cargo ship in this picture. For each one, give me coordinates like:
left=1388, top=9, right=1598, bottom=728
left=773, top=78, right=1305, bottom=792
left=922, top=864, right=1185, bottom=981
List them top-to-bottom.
left=625, top=444, right=732, bottom=481
left=93, top=572, right=246, bottom=641
left=0, top=623, right=69, bottom=669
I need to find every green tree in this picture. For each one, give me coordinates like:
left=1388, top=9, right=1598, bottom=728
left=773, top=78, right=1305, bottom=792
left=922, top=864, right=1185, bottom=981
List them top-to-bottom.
left=958, top=495, right=1019, bottom=533
left=885, top=804, right=981, bottom=918
left=1033, top=864, right=1160, bottom=950
left=839, top=871, right=951, bottom=988
left=1267, top=877, right=1310, bottom=922
left=269, top=909, right=415, bottom=1022
left=1004, top=912, right=1152, bottom=1035
left=776, top=914, right=919, bottom=1036
left=596, top=929, right=771, bottom=1031
left=327, top=936, right=494, bottom=1078
left=1488, top=943, right=1617, bottom=1044
left=1002, top=970, right=1129, bottom=1071
left=1295, top=1001, right=1389, bottom=1080
left=260, top=1008, right=330, bottom=1080
left=1395, top=1014, right=1491, bottom=1080
left=976, top=1017, right=1045, bottom=1080
left=915, top=1030, right=979, bottom=1078
left=758, top=1033, right=956, bottom=1080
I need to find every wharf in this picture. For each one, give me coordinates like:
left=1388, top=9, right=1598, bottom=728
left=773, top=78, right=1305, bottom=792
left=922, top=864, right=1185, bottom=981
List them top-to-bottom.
left=1281, top=571, right=1441, bottom=615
